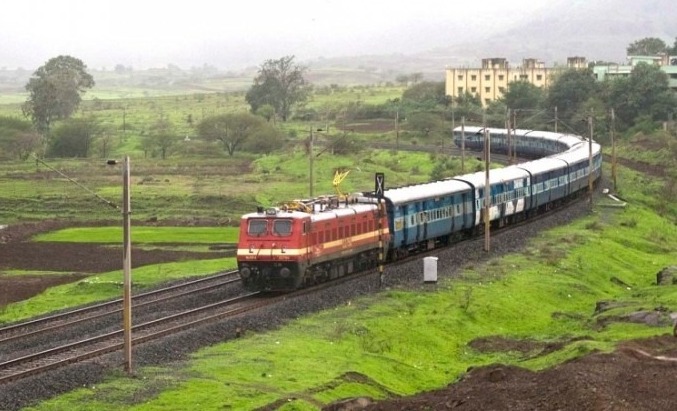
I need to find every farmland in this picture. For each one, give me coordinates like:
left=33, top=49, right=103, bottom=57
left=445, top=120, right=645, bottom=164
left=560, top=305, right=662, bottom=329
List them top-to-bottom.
left=1, top=68, right=677, bottom=410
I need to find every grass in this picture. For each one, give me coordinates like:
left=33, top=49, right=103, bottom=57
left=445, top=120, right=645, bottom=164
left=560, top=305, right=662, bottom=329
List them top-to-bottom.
left=2, top=82, right=675, bottom=408
left=0, top=147, right=452, bottom=225
left=20, top=160, right=677, bottom=410
left=33, top=226, right=240, bottom=244
left=0, top=257, right=236, bottom=324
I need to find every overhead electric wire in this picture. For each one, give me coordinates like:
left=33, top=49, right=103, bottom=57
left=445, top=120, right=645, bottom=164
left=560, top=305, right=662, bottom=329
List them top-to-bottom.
left=33, top=155, right=120, bottom=210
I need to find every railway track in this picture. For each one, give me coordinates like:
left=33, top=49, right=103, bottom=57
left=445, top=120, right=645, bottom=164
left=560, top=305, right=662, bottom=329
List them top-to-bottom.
left=0, top=191, right=594, bottom=386
left=0, top=269, right=370, bottom=385
left=0, top=270, right=241, bottom=358
left=0, top=291, right=261, bottom=384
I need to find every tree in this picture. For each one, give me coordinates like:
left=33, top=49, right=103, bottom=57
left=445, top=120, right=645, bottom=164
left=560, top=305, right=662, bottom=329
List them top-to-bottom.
left=626, top=37, right=667, bottom=56
left=670, top=37, right=677, bottom=55
left=22, top=55, right=95, bottom=133
left=245, top=56, right=309, bottom=121
left=607, top=63, right=677, bottom=128
left=545, top=68, right=599, bottom=125
left=409, top=72, right=424, bottom=84
left=395, top=74, right=410, bottom=86
left=501, top=80, right=544, bottom=111
left=402, top=81, right=447, bottom=109
left=452, top=91, right=483, bottom=123
left=255, top=104, right=276, bottom=122
left=197, top=112, right=265, bottom=156
left=406, top=112, right=444, bottom=137
left=0, top=116, right=42, bottom=160
left=46, top=118, right=98, bottom=158
left=146, top=118, right=179, bottom=159
left=242, top=124, right=285, bottom=154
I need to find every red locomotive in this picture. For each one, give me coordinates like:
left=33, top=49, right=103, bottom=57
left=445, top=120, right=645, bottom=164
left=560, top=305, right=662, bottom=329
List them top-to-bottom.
left=237, top=196, right=390, bottom=291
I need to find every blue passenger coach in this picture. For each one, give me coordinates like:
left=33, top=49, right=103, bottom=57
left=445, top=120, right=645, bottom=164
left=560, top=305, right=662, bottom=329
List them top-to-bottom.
left=453, top=166, right=531, bottom=227
left=378, top=179, right=475, bottom=259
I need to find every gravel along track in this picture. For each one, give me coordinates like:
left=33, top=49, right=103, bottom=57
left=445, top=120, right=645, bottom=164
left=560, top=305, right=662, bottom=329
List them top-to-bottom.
left=0, top=194, right=596, bottom=411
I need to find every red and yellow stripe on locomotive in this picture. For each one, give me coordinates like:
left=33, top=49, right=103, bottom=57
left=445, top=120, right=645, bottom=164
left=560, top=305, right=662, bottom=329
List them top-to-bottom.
left=237, top=198, right=390, bottom=291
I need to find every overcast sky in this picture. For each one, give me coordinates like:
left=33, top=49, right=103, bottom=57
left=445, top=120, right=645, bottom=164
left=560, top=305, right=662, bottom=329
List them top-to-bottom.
left=1, top=0, right=552, bottom=70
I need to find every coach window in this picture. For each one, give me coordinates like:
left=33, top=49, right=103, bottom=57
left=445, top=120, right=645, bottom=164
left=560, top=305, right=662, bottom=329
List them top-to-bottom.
left=247, top=219, right=267, bottom=236
left=273, top=219, right=292, bottom=236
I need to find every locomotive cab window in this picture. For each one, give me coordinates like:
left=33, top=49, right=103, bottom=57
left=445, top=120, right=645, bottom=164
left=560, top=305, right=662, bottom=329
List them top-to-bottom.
left=247, top=219, right=267, bottom=236
left=272, top=219, right=293, bottom=236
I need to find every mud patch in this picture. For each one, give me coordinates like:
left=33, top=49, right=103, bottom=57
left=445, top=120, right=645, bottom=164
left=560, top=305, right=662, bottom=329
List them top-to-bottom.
left=0, top=273, right=87, bottom=307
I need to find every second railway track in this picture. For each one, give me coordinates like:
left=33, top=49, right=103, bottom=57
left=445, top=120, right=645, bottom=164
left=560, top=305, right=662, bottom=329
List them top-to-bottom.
left=0, top=270, right=241, bottom=359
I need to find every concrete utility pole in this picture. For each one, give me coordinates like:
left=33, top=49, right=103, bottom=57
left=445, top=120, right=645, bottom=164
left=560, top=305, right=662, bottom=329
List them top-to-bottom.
left=554, top=106, right=558, bottom=133
left=610, top=108, right=617, bottom=191
left=395, top=109, right=400, bottom=153
left=507, top=109, right=512, bottom=161
left=511, top=109, right=518, bottom=164
left=483, top=111, right=491, bottom=252
left=587, top=114, right=594, bottom=208
left=461, top=116, right=466, bottom=173
left=309, top=127, right=314, bottom=197
left=122, top=155, right=133, bottom=374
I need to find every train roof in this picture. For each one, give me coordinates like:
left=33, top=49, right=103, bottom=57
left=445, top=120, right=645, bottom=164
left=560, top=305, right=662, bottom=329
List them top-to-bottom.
left=453, top=126, right=584, bottom=149
left=554, top=141, right=602, bottom=164
left=518, top=157, right=568, bottom=174
left=452, top=166, right=530, bottom=188
left=382, top=179, right=472, bottom=204
left=240, top=203, right=379, bottom=221
left=310, top=203, right=380, bottom=222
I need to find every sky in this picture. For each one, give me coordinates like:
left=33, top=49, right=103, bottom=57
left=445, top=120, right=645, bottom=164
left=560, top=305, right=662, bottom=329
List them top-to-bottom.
left=0, top=0, right=551, bottom=70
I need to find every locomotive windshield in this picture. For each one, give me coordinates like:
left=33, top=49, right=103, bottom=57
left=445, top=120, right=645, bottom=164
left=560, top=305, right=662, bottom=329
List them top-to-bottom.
left=247, top=219, right=268, bottom=236
left=272, top=219, right=292, bottom=236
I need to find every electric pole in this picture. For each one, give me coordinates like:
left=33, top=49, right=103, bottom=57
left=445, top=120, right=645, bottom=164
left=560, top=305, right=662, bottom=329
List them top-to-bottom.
left=610, top=108, right=617, bottom=191
left=483, top=110, right=491, bottom=252
left=588, top=113, right=594, bottom=207
left=461, top=116, right=466, bottom=173
left=309, top=127, right=314, bottom=197
left=122, top=155, right=132, bottom=374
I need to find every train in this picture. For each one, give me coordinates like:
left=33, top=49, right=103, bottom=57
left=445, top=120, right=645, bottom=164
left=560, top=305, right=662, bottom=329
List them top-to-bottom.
left=237, top=127, right=602, bottom=292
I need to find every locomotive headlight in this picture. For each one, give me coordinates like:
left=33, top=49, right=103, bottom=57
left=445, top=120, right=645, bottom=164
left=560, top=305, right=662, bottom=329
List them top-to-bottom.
left=240, top=267, right=251, bottom=279
left=280, top=267, right=291, bottom=278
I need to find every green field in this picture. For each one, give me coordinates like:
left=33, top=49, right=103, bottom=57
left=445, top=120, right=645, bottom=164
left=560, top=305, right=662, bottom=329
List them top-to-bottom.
left=2, top=74, right=676, bottom=410
left=18, top=161, right=677, bottom=410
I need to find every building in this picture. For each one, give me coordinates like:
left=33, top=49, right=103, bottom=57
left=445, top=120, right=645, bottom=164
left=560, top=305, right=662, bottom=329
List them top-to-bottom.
left=593, top=54, right=677, bottom=92
left=445, top=57, right=587, bottom=107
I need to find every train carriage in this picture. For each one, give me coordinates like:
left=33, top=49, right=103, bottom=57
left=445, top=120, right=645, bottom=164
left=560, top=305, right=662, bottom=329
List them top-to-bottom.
left=553, top=141, right=603, bottom=195
left=518, top=157, right=570, bottom=211
left=453, top=166, right=531, bottom=227
left=367, top=179, right=475, bottom=259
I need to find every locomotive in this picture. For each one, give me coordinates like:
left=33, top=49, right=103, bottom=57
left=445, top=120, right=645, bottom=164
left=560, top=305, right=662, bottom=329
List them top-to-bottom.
left=237, top=127, right=602, bottom=292
left=237, top=198, right=390, bottom=291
